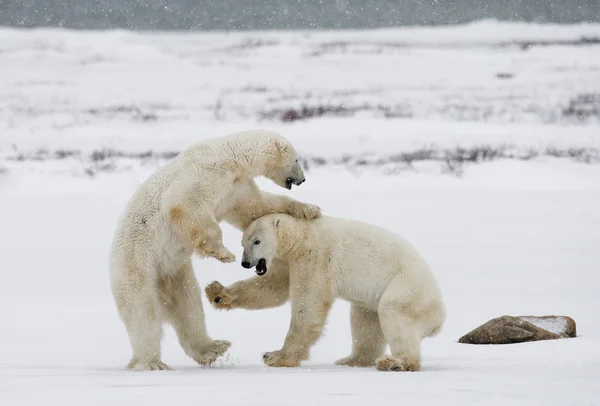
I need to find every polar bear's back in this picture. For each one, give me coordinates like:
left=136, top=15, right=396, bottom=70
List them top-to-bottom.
left=113, top=139, right=229, bottom=239
left=109, top=158, right=183, bottom=272
left=115, top=158, right=181, bottom=232
left=310, top=216, right=440, bottom=311
left=314, top=216, right=428, bottom=272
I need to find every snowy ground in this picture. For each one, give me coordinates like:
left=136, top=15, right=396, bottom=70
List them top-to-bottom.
left=1, top=21, right=600, bottom=405
left=1, top=171, right=599, bottom=405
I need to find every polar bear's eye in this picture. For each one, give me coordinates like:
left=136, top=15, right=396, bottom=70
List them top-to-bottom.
left=254, top=240, right=261, bottom=245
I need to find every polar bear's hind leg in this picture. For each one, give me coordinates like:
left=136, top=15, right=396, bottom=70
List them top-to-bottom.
left=159, top=261, right=231, bottom=366
left=114, top=274, right=167, bottom=371
left=376, top=275, right=425, bottom=372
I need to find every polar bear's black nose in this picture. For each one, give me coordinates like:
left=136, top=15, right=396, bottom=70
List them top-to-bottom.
left=241, top=261, right=251, bottom=269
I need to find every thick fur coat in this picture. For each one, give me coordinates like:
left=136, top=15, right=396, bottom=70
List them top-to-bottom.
left=109, top=130, right=320, bottom=371
left=206, top=213, right=445, bottom=372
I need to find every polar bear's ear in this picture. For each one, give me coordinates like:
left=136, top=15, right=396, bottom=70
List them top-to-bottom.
left=275, top=140, right=288, bottom=152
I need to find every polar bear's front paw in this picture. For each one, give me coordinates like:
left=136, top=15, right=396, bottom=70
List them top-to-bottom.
left=288, top=202, right=321, bottom=220
left=196, top=244, right=236, bottom=263
left=214, top=248, right=236, bottom=263
left=205, top=281, right=237, bottom=310
left=192, top=340, right=232, bottom=366
left=262, top=350, right=301, bottom=368
left=335, top=355, right=375, bottom=367
left=375, top=355, right=420, bottom=372
left=127, top=360, right=171, bottom=371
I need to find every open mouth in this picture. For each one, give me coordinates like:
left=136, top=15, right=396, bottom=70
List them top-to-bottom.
left=285, top=177, right=305, bottom=190
left=255, top=258, right=267, bottom=276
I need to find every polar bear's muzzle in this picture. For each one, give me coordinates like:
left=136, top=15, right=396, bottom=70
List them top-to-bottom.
left=285, top=177, right=305, bottom=190
left=241, top=258, right=268, bottom=275
left=255, top=258, right=268, bottom=276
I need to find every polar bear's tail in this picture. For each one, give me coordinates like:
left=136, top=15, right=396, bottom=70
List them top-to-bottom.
left=426, top=300, right=446, bottom=338
left=429, top=323, right=443, bottom=338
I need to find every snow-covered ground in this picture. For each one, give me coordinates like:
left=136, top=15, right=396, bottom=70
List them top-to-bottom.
left=1, top=21, right=600, bottom=405
left=1, top=171, right=599, bottom=405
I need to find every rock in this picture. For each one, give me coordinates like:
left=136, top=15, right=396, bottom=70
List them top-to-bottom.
left=459, top=315, right=576, bottom=345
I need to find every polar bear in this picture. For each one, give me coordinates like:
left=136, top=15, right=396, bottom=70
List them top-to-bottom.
left=109, top=130, right=321, bottom=371
left=205, top=213, right=445, bottom=372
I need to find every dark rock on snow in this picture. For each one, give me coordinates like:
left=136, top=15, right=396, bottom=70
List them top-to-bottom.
left=459, top=315, right=576, bottom=345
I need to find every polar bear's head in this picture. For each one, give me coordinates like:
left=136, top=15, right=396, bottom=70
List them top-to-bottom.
left=264, top=136, right=306, bottom=190
left=240, top=215, right=284, bottom=276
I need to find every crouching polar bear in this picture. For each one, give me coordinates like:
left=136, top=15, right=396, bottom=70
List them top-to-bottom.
left=109, top=130, right=320, bottom=371
left=205, top=213, right=445, bottom=372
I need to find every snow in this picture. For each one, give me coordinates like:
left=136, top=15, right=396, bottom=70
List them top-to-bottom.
left=1, top=20, right=600, bottom=159
left=1, top=21, right=600, bottom=405
left=1, top=171, right=599, bottom=405
left=520, top=317, right=569, bottom=336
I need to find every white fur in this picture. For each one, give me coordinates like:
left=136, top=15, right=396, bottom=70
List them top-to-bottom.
left=109, top=130, right=320, bottom=371
left=206, top=213, right=445, bottom=371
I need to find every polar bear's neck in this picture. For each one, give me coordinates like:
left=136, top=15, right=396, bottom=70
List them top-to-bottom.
left=223, top=135, right=278, bottom=179
left=274, top=216, right=310, bottom=260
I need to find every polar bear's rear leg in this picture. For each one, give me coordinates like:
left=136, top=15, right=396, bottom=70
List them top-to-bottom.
left=168, top=201, right=235, bottom=264
left=160, top=261, right=231, bottom=366
left=376, top=276, right=423, bottom=372
left=114, top=281, right=167, bottom=371
left=335, top=303, right=386, bottom=367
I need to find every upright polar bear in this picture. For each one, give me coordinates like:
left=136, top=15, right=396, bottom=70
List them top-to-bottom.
left=109, top=130, right=320, bottom=371
left=205, top=213, right=445, bottom=372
